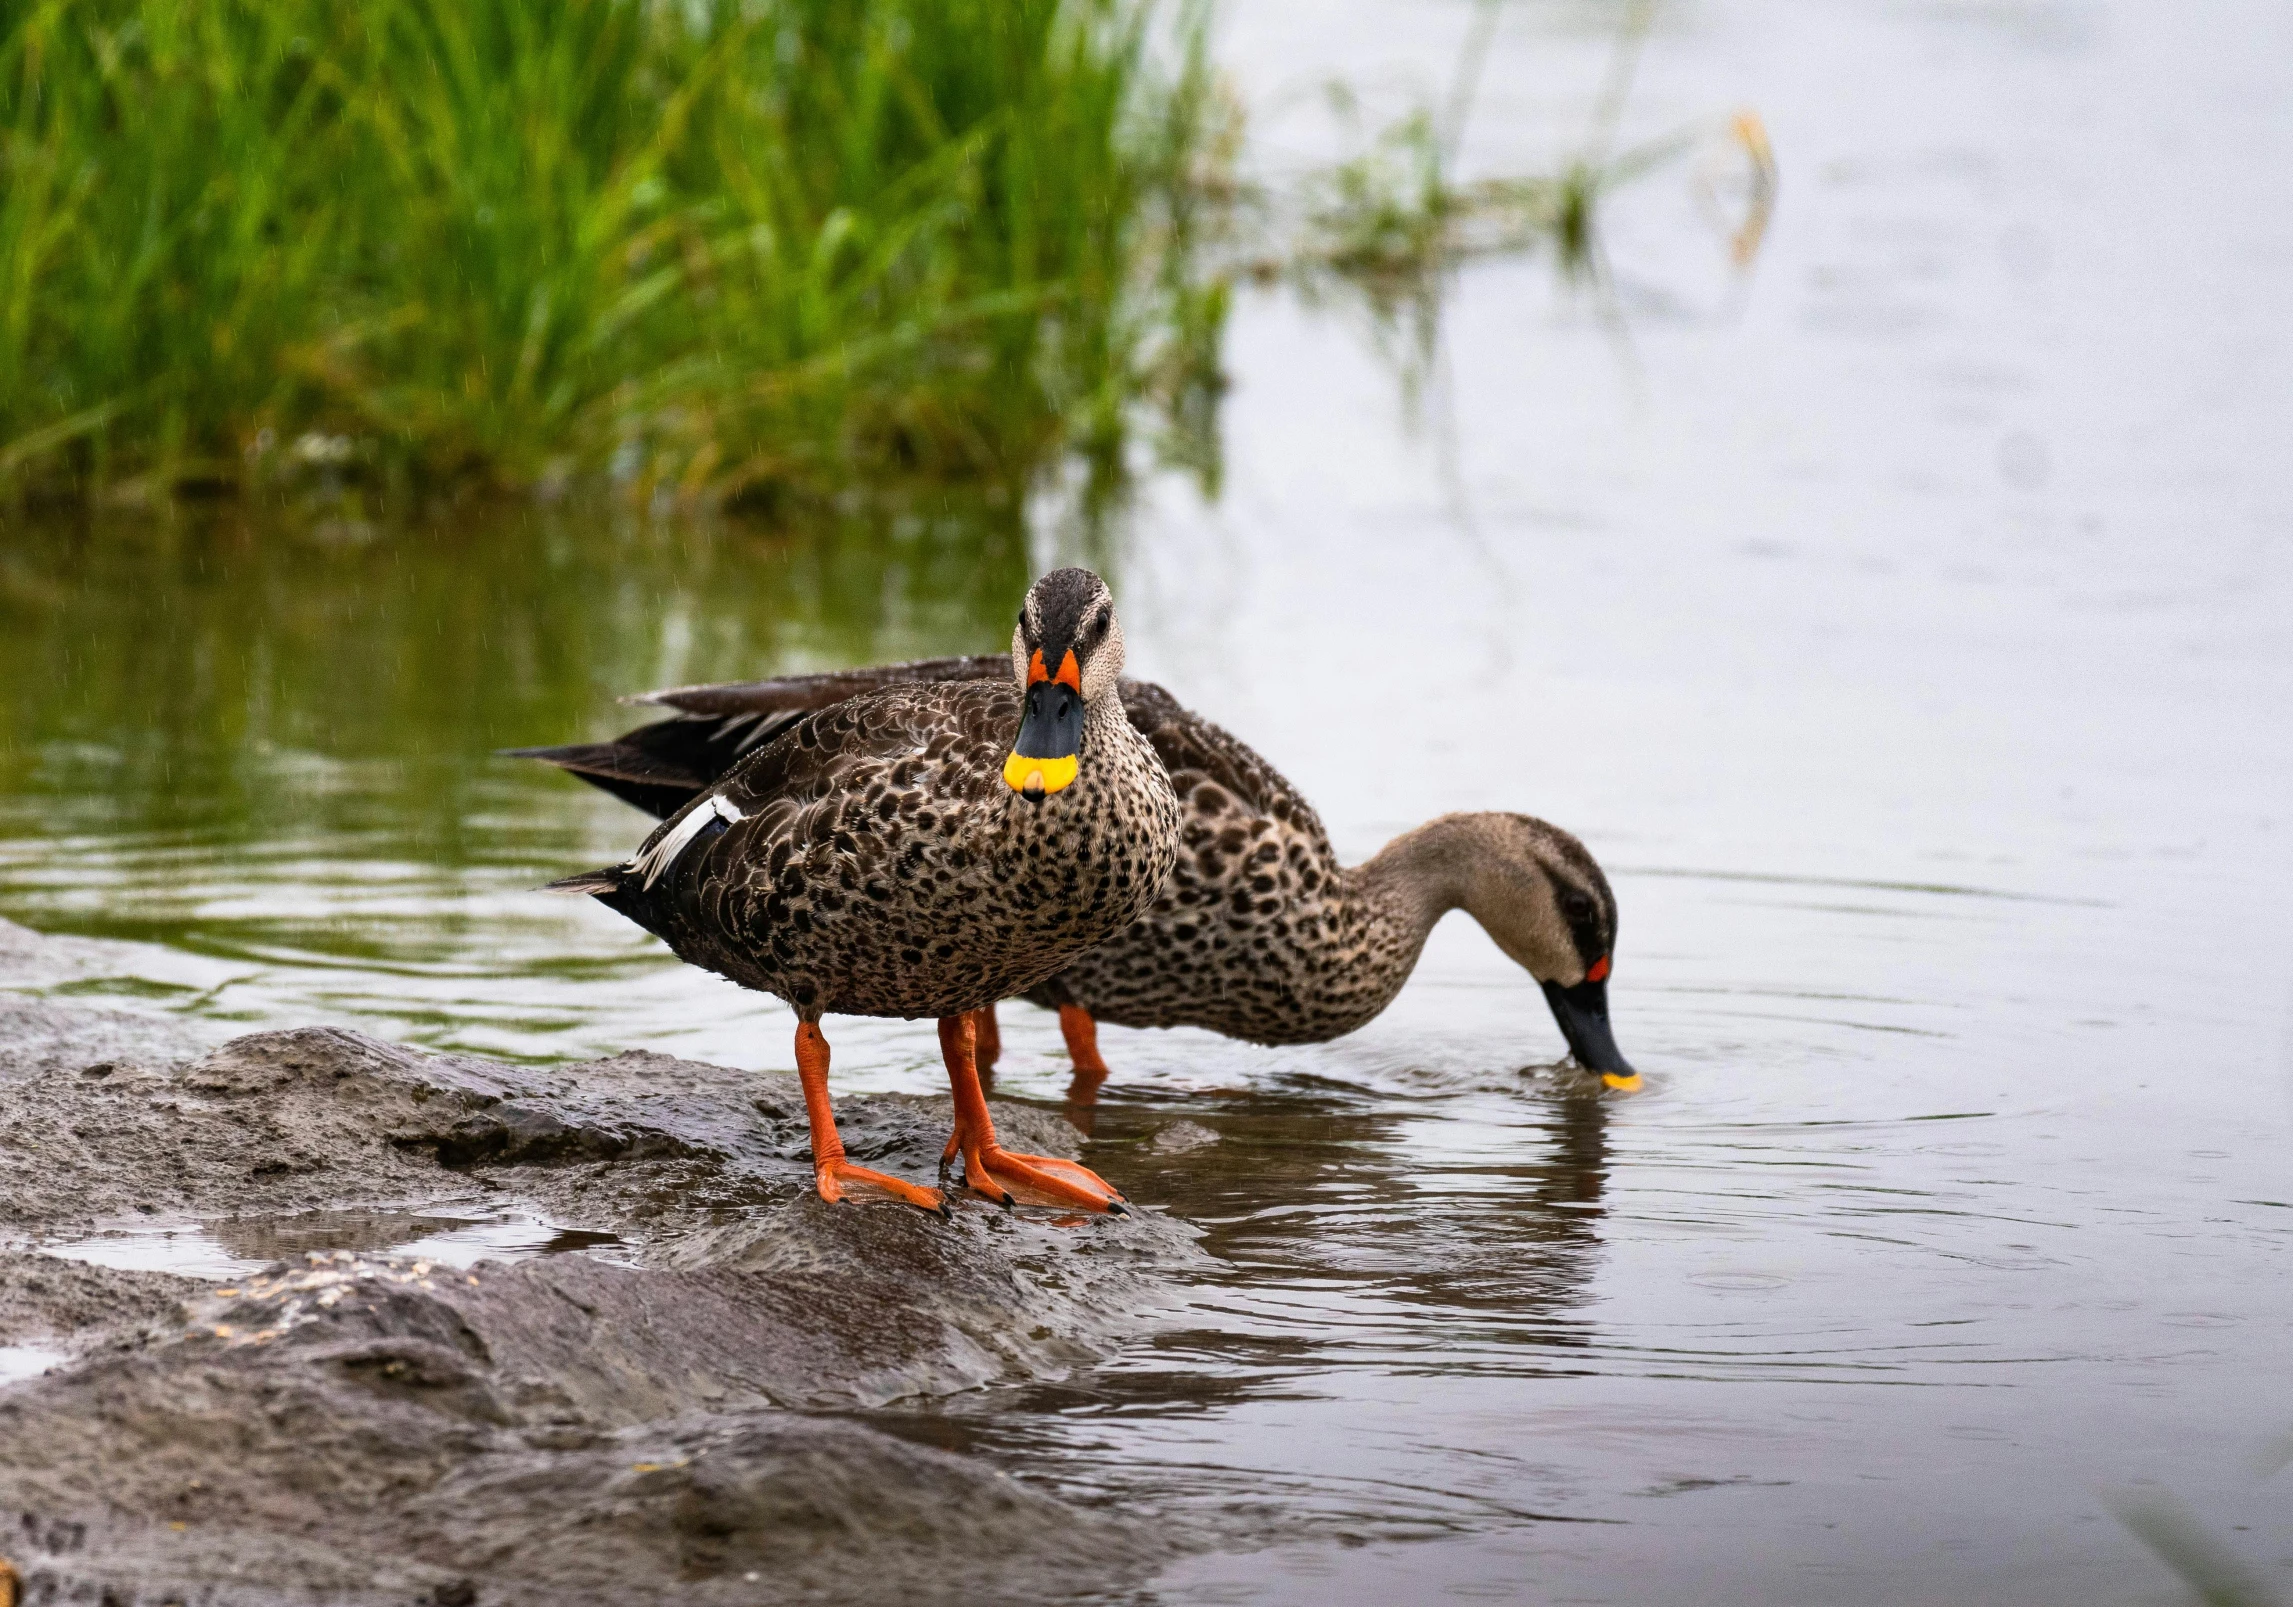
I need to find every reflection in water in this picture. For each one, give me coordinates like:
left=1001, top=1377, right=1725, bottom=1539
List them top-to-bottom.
left=0, top=496, right=1033, bottom=852
left=0, top=499, right=1045, bottom=1058
left=862, top=1076, right=1613, bottom=1538
left=1141, top=1079, right=1609, bottom=1347
left=208, top=1208, right=625, bottom=1266
left=208, top=1209, right=496, bottom=1261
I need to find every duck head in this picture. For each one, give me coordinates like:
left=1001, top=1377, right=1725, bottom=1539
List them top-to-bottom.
left=1004, top=567, right=1125, bottom=801
left=1445, top=813, right=1638, bottom=1090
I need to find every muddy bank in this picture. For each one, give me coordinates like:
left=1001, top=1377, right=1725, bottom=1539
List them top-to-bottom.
left=0, top=962, right=1207, bottom=1604
left=0, top=1019, right=1202, bottom=1394
left=0, top=1252, right=1166, bottom=1606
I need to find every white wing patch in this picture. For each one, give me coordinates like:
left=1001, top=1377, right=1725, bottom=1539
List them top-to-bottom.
left=628, top=794, right=745, bottom=890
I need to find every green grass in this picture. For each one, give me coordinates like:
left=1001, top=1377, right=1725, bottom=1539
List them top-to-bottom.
left=0, top=0, right=1223, bottom=507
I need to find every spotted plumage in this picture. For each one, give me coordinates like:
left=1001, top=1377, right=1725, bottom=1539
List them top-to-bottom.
left=520, top=654, right=1633, bottom=1079
left=553, top=662, right=1177, bottom=1025
left=572, top=676, right=1179, bottom=1021
left=1020, top=679, right=1403, bottom=1041
left=1025, top=684, right=1620, bottom=1046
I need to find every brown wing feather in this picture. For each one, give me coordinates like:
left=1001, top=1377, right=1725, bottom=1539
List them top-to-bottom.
left=513, top=655, right=1012, bottom=819
left=638, top=655, right=1011, bottom=717
left=587, top=674, right=1185, bottom=1023
left=708, top=679, right=1014, bottom=845
left=1119, top=682, right=1333, bottom=856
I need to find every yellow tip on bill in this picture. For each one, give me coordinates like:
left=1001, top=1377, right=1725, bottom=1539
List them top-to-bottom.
left=1004, top=750, right=1079, bottom=796
left=1601, top=1072, right=1643, bottom=1093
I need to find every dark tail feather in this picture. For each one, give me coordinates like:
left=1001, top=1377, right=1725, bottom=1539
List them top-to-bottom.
left=503, top=739, right=710, bottom=821
left=539, top=867, right=624, bottom=896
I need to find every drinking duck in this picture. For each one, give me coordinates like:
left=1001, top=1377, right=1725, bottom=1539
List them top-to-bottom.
left=541, top=570, right=1180, bottom=1213
left=518, top=656, right=1637, bottom=1094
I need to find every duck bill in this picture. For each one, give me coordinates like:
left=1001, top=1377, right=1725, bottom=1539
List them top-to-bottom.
left=1004, top=679, right=1083, bottom=801
left=1540, top=977, right=1638, bottom=1090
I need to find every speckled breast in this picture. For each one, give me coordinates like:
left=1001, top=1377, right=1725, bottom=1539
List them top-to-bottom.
left=662, top=690, right=1179, bottom=1022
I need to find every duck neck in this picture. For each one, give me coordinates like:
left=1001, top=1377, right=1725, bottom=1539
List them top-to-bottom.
left=1084, top=686, right=1129, bottom=744
left=1077, top=688, right=1138, bottom=789
left=1356, top=814, right=1475, bottom=921
left=1345, top=815, right=1477, bottom=987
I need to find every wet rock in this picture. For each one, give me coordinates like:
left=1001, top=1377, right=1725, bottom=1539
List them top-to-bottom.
left=0, top=964, right=1205, bottom=1604
left=0, top=994, right=212, bottom=1091
left=0, top=1025, right=1127, bottom=1248
left=1149, top=1119, right=1222, bottom=1154
left=0, top=1253, right=204, bottom=1347
left=1, top=1323, right=1164, bottom=1604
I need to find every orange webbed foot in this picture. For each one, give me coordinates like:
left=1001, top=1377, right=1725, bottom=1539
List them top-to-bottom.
left=935, top=1011, right=1129, bottom=1215
left=959, top=1138, right=1127, bottom=1214
left=815, top=1158, right=948, bottom=1216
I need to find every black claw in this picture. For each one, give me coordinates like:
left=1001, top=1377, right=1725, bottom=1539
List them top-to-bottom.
left=998, top=1191, right=1017, bottom=1210
left=1104, top=1200, right=1130, bottom=1217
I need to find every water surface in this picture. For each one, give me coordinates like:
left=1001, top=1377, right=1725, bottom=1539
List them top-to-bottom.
left=3, top=0, right=2290, bottom=1601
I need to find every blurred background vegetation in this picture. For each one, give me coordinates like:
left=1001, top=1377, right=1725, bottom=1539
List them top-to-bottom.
left=0, top=0, right=1228, bottom=509
left=0, top=0, right=1769, bottom=516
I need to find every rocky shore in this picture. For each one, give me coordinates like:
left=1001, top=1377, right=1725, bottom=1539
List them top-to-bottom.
left=0, top=923, right=1205, bottom=1605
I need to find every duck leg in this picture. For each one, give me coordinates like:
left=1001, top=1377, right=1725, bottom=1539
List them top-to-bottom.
left=1058, top=1003, right=1110, bottom=1134
left=971, top=1004, right=1003, bottom=1073
left=938, top=1013, right=1126, bottom=1213
left=796, top=1022, right=945, bottom=1213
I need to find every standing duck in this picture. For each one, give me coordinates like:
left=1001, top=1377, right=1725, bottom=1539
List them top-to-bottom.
left=542, top=570, right=1180, bottom=1212
left=517, top=660, right=1636, bottom=1094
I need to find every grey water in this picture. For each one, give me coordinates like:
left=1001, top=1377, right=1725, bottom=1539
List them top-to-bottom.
left=3, top=0, right=2290, bottom=1601
left=29, top=1210, right=629, bottom=1282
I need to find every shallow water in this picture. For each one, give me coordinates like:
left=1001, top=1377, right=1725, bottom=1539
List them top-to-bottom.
left=3, top=0, right=2291, bottom=1601
left=30, top=1209, right=630, bottom=1283
left=0, top=1345, right=65, bottom=1388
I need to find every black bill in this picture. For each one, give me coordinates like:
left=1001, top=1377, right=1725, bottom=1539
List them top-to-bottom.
left=1003, top=679, right=1084, bottom=797
left=1540, top=976, right=1636, bottom=1080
